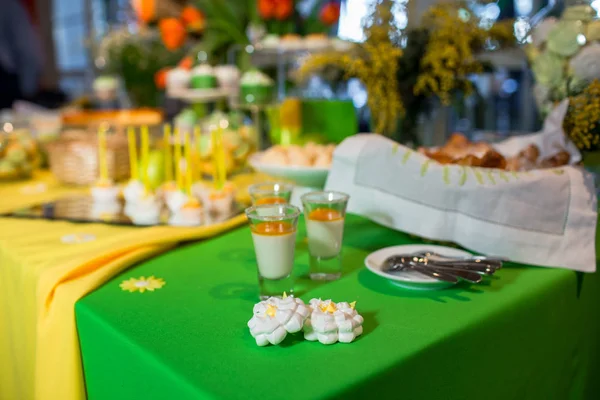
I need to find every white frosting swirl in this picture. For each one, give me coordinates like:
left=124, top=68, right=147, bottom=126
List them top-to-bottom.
left=248, top=296, right=310, bottom=346
left=304, top=299, right=364, bottom=344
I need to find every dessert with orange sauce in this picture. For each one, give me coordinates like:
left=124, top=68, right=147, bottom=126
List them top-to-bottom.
left=196, top=181, right=236, bottom=214
left=255, top=196, right=288, bottom=205
left=169, top=198, right=203, bottom=226
left=306, top=208, right=345, bottom=258
left=250, top=220, right=297, bottom=280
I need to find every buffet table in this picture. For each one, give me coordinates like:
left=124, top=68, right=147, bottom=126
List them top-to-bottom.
left=76, top=214, right=600, bottom=400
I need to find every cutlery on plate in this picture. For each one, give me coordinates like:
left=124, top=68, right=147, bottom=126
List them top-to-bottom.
left=412, top=251, right=506, bottom=265
left=398, top=263, right=459, bottom=283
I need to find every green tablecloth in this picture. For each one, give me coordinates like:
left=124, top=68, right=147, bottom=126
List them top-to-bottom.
left=76, top=215, right=600, bottom=400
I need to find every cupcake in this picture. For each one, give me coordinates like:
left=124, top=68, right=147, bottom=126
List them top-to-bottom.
left=190, top=64, right=217, bottom=89
left=214, top=65, right=241, bottom=92
left=166, top=67, right=191, bottom=93
left=240, top=70, right=274, bottom=105
left=93, top=76, right=118, bottom=101
left=174, top=108, right=198, bottom=134
left=91, top=178, right=120, bottom=203
left=169, top=198, right=204, bottom=226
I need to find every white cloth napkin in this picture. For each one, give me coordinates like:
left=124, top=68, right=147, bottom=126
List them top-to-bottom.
left=326, top=105, right=597, bottom=272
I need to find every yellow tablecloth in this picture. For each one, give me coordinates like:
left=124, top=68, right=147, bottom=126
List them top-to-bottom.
left=0, top=171, right=257, bottom=400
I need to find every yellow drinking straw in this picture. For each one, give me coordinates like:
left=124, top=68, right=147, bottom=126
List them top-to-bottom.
left=163, top=124, right=173, bottom=183
left=97, top=125, right=109, bottom=181
left=141, top=125, right=150, bottom=189
left=211, top=125, right=226, bottom=190
left=127, top=126, right=139, bottom=180
left=192, top=126, right=201, bottom=182
left=174, top=128, right=184, bottom=190
left=184, top=131, right=193, bottom=195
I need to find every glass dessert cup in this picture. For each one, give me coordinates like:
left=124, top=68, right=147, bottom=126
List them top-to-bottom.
left=248, top=182, right=293, bottom=206
left=301, top=191, right=350, bottom=281
left=245, top=204, right=300, bottom=300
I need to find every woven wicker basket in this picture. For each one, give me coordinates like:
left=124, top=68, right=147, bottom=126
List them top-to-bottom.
left=47, top=130, right=130, bottom=185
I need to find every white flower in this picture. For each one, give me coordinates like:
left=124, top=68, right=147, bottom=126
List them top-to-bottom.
left=532, top=17, right=557, bottom=47
left=569, top=43, right=600, bottom=81
left=248, top=296, right=310, bottom=346
left=304, top=299, right=364, bottom=345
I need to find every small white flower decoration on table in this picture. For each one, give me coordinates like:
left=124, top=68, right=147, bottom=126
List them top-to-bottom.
left=248, top=294, right=310, bottom=346
left=304, top=299, right=364, bottom=345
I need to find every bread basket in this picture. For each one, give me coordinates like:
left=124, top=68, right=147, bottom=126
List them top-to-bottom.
left=47, top=130, right=130, bottom=185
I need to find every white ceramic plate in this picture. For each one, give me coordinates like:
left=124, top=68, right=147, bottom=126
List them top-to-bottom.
left=249, top=152, right=330, bottom=188
left=364, top=244, right=473, bottom=290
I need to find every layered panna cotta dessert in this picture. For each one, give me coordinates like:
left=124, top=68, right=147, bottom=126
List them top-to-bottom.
left=91, top=178, right=120, bottom=203
left=255, top=196, right=288, bottom=205
left=306, top=208, right=345, bottom=258
left=250, top=221, right=297, bottom=280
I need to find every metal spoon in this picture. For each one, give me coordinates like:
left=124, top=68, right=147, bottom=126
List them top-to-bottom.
left=413, top=251, right=505, bottom=266
left=383, top=255, right=496, bottom=274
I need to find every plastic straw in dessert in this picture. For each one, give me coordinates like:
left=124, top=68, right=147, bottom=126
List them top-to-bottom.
left=198, top=123, right=235, bottom=214
left=91, top=124, right=119, bottom=203
left=160, top=124, right=178, bottom=201
left=122, top=126, right=146, bottom=204
left=125, top=126, right=162, bottom=225
left=166, top=128, right=189, bottom=213
left=168, top=132, right=204, bottom=226
left=248, top=182, right=293, bottom=205
left=301, top=191, right=350, bottom=281
left=245, top=204, right=301, bottom=299
left=247, top=294, right=309, bottom=346
left=304, top=299, right=363, bottom=345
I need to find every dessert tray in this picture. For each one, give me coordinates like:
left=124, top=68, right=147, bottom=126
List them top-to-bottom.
left=249, top=144, right=333, bottom=187
left=0, top=195, right=243, bottom=227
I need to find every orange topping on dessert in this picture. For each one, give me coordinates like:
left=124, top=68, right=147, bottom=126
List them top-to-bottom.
left=95, top=179, right=113, bottom=188
left=162, top=181, right=177, bottom=192
left=256, top=196, right=287, bottom=205
left=182, top=199, right=202, bottom=209
left=308, top=208, right=343, bottom=221
left=251, top=221, right=295, bottom=236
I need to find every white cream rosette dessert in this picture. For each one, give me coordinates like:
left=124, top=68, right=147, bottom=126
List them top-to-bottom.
left=91, top=178, right=120, bottom=203
left=122, top=180, right=146, bottom=204
left=125, top=194, right=162, bottom=225
left=248, top=296, right=310, bottom=346
left=304, top=299, right=364, bottom=345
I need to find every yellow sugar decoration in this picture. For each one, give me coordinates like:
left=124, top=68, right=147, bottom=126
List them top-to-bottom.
left=97, top=125, right=109, bottom=180
left=140, top=125, right=150, bottom=189
left=163, top=125, right=173, bottom=182
left=127, top=126, right=138, bottom=180
left=174, top=128, right=183, bottom=190
left=184, top=131, right=193, bottom=196
left=282, top=292, right=288, bottom=299
left=350, top=301, right=356, bottom=310
left=265, top=304, right=277, bottom=318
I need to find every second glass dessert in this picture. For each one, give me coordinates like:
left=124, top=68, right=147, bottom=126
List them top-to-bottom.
left=248, top=182, right=293, bottom=205
left=301, top=191, right=349, bottom=281
left=246, top=204, right=300, bottom=299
